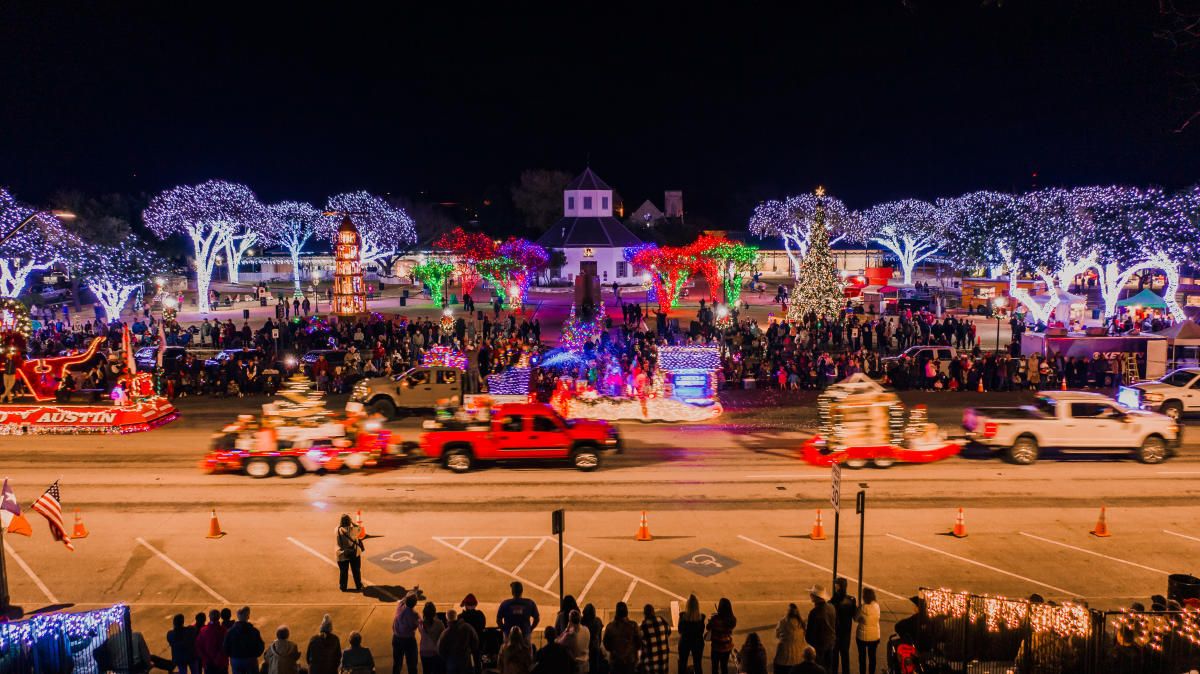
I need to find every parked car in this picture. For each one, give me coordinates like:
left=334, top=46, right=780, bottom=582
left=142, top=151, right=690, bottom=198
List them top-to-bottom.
left=880, top=345, right=958, bottom=376
left=135, top=346, right=190, bottom=373
left=204, top=348, right=266, bottom=373
left=351, top=366, right=463, bottom=418
left=1118, top=367, right=1200, bottom=421
left=963, top=391, right=1180, bottom=464
left=419, top=403, right=620, bottom=472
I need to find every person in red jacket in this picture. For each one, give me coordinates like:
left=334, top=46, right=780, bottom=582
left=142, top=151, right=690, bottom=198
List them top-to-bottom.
left=196, top=609, right=229, bottom=674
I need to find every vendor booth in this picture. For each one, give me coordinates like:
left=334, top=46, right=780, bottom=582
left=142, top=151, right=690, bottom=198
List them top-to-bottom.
left=1151, top=320, right=1200, bottom=369
left=1020, top=332, right=1169, bottom=380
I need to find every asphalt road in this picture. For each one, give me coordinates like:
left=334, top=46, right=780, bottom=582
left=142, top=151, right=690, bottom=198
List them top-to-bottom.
left=2, top=391, right=1198, bottom=671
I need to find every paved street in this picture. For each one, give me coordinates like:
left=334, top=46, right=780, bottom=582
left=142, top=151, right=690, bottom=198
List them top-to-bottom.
left=3, top=392, right=1198, bottom=668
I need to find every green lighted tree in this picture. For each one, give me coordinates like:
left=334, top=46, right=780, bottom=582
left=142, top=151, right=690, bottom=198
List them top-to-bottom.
left=787, top=188, right=845, bottom=321
left=704, top=240, right=758, bottom=308
left=413, top=259, right=456, bottom=306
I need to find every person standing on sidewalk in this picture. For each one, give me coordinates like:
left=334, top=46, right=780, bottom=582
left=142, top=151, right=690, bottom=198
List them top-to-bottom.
left=337, top=514, right=365, bottom=592
left=831, top=579, right=857, bottom=674
left=498, top=582, right=541, bottom=640
left=804, top=586, right=836, bottom=674
left=854, top=589, right=881, bottom=674
left=393, top=594, right=421, bottom=674
left=676, top=596, right=706, bottom=674
left=706, top=599, right=736, bottom=674
left=601, top=603, right=641, bottom=674
left=773, top=604, right=805, bottom=674
left=638, top=605, right=671, bottom=674
left=223, top=607, right=265, bottom=674
left=196, top=609, right=229, bottom=674
left=439, top=610, right=479, bottom=674
left=306, top=615, right=342, bottom=674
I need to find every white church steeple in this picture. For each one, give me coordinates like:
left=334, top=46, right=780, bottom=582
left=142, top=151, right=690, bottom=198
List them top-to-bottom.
left=563, top=167, right=613, bottom=217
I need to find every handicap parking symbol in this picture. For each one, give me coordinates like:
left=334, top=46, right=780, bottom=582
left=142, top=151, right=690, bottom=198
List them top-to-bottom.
left=369, top=545, right=435, bottom=573
left=672, top=548, right=739, bottom=577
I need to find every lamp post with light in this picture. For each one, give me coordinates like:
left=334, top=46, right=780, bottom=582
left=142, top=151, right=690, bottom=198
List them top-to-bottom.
left=993, top=296, right=1008, bottom=353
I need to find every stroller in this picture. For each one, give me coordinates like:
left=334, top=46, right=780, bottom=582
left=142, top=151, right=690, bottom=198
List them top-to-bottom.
left=887, top=633, right=921, bottom=674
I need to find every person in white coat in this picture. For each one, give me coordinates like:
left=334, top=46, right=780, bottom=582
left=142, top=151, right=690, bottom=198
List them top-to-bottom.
left=855, top=588, right=882, bottom=674
left=772, top=604, right=805, bottom=674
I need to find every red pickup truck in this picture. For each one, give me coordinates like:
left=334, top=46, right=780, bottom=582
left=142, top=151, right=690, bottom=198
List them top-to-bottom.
left=420, top=403, right=621, bottom=472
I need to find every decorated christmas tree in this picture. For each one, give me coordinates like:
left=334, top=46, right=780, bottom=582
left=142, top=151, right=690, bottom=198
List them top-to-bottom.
left=788, top=187, right=845, bottom=322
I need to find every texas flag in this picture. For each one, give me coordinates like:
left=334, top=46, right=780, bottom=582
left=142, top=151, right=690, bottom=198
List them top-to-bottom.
left=1, top=478, right=32, bottom=536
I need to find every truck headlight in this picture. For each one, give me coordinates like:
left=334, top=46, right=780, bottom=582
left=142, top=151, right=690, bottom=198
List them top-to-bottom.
left=351, top=381, right=368, bottom=400
left=1143, top=392, right=1165, bottom=403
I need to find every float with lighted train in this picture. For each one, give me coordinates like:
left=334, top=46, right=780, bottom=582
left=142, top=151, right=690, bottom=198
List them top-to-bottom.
left=0, top=302, right=178, bottom=435
left=800, top=373, right=962, bottom=468
left=204, top=374, right=406, bottom=477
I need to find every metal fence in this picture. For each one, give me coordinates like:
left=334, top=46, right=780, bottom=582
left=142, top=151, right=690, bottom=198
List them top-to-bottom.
left=919, top=589, right=1200, bottom=674
left=0, top=604, right=133, bottom=674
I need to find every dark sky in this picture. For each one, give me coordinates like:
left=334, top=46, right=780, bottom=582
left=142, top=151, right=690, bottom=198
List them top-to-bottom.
left=1, top=1, right=1197, bottom=225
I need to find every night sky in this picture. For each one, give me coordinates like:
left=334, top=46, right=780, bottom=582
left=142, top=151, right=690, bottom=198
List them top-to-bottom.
left=1, top=2, right=1197, bottom=225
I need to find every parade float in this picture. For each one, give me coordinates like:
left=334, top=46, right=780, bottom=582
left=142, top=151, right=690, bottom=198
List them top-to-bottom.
left=0, top=301, right=178, bottom=435
left=800, top=374, right=961, bottom=468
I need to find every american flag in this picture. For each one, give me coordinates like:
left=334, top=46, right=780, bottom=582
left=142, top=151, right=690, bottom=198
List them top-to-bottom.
left=31, top=481, right=74, bottom=551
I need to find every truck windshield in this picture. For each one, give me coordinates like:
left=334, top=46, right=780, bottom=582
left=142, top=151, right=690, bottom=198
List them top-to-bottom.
left=1160, top=370, right=1196, bottom=387
left=1034, top=397, right=1057, bottom=417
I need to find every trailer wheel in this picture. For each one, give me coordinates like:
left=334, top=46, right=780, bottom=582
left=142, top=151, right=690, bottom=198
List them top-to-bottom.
left=244, top=458, right=272, bottom=478
left=274, top=458, right=303, bottom=478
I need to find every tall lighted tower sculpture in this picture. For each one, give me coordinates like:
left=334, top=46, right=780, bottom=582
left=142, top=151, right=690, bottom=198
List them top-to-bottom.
left=332, top=215, right=367, bottom=315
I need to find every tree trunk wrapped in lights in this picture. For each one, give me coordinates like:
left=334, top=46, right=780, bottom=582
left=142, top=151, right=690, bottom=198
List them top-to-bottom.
left=787, top=188, right=845, bottom=322
left=332, top=215, right=367, bottom=315
left=412, top=259, right=456, bottom=307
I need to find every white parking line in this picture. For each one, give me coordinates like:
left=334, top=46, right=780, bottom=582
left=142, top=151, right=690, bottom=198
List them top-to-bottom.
left=743, top=474, right=827, bottom=479
left=1164, top=529, right=1200, bottom=544
left=1018, top=532, right=1169, bottom=575
left=886, top=534, right=1079, bottom=597
left=738, top=535, right=906, bottom=601
left=136, top=537, right=229, bottom=604
left=286, top=537, right=400, bottom=601
left=433, top=538, right=559, bottom=599
left=457, top=538, right=472, bottom=549
left=483, top=538, right=508, bottom=562
left=512, top=538, right=547, bottom=576
left=4, top=540, right=58, bottom=604
left=561, top=540, right=685, bottom=601
left=543, top=549, right=576, bottom=590
left=578, top=563, right=606, bottom=603
left=622, top=579, right=638, bottom=603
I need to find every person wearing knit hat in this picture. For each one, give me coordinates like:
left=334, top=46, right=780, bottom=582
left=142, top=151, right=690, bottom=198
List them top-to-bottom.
left=458, top=594, right=486, bottom=674
left=461, top=594, right=478, bottom=608
left=306, top=614, right=342, bottom=674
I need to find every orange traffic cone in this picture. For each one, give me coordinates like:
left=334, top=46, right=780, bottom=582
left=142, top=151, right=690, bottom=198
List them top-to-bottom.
left=1061, top=375, right=1068, bottom=391
left=977, top=378, right=984, bottom=393
left=1091, top=506, right=1112, bottom=537
left=951, top=508, right=968, bottom=538
left=206, top=509, right=225, bottom=539
left=356, top=509, right=367, bottom=540
left=810, top=509, right=827, bottom=540
left=71, top=510, right=88, bottom=539
left=635, top=511, right=652, bottom=541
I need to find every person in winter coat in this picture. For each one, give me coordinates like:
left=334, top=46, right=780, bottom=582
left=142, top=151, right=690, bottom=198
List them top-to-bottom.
left=831, top=578, right=857, bottom=674
left=804, top=586, right=836, bottom=674
left=854, top=589, right=881, bottom=674
left=393, top=594, right=421, bottom=674
left=458, top=595, right=486, bottom=674
left=676, top=596, right=705, bottom=674
left=706, top=599, right=737, bottom=674
left=419, top=602, right=447, bottom=674
left=601, top=602, right=641, bottom=674
left=581, top=604, right=606, bottom=674
left=772, top=604, right=805, bottom=674
left=638, top=605, right=671, bottom=674
left=223, top=607, right=265, bottom=674
left=196, top=609, right=228, bottom=674
left=438, top=610, right=479, bottom=674
left=555, top=610, right=589, bottom=674
left=167, top=613, right=199, bottom=674
left=306, top=614, right=342, bottom=674
left=263, top=626, right=301, bottom=674
left=533, top=627, right=574, bottom=674
left=500, top=628, right=534, bottom=674
left=342, top=632, right=376, bottom=674
left=737, top=633, right=767, bottom=674
left=791, top=646, right=825, bottom=674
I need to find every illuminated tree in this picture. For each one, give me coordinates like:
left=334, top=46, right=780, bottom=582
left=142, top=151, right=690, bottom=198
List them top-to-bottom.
left=144, top=180, right=266, bottom=314
left=0, top=188, right=84, bottom=298
left=787, top=190, right=845, bottom=321
left=324, top=191, right=417, bottom=274
left=936, top=191, right=1020, bottom=279
left=749, top=192, right=854, bottom=281
left=858, top=199, right=944, bottom=285
left=266, top=201, right=323, bottom=296
left=434, top=227, right=497, bottom=296
left=83, top=235, right=168, bottom=321
left=478, top=238, right=548, bottom=308
left=702, top=239, right=758, bottom=308
left=631, top=245, right=694, bottom=312
left=412, top=259, right=456, bottom=306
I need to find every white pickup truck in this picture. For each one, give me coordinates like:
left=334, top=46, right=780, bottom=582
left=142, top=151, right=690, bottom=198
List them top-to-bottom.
left=1118, top=367, right=1200, bottom=421
left=963, top=391, right=1180, bottom=465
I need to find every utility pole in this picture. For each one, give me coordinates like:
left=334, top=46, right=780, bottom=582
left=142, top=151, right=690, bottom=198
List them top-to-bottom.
left=830, top=463, right=841, bottom=587
left=856, top=483, right=868, bottom=604
left=552, top=509, right=565, bottom=603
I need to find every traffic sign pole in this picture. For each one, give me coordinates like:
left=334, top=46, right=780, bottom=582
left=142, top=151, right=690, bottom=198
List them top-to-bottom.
left=831, top=463, right=841, bottom=588
left=552, top=509, right=565, bottom=603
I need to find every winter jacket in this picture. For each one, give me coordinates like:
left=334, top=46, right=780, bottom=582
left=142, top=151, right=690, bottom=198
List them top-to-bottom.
left=805, top=601, right=837, bottom=652
left=773, top=617, right=805, bottom=666
left=601, top=618, right=641, bottom=668
left=223, top=620, right=265, bottom=660
left=437, top=620, right=479, bottom=672
left=196, top=623, right=228, bottom=669
left=305, top=632, right=342, bottom=674
left=263, top=638, right=301, bottom=674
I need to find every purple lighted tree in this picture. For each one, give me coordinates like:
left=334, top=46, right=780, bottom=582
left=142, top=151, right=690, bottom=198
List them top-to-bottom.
left=144, top=180, right=267, bottom=314
left=0, top=188, right=83, bottom=298
left=324, top=191, right=416, bottom=274
left=749, top=192, right=855, bottom=281
left=857, top=199, right=944, bottom=286
left=265, top=201, right=323, bottom=297
left=83, top=235, right=168, bottom=321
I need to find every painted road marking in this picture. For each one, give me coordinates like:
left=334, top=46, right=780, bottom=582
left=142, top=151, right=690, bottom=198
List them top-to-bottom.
left=743, top=474, right=827, bottom=479
left=1164, top=529, right=1200, bottom=544
left=1018, top=532, right=1169, bottom=575
left=886, top=534, right=1079, bottom=597
left=739, top=535, right=905, bottom=601
left=436, top=536, right=684, bottom=601
left=286, top=537, right=400, bottom=601
left=136, top=538, right=229, bottom=604
left=457, top=538, right=471, bottom=549
left=483, top=538, right=508, bottom=562
left=512, top=538, right=547, bottom=576
left=3, top=540, right=58, bottom=604
left=370, top=546, right=436, bottom=573
left=672, top=548, right=740, bottom=577
left=543, top=549, right=576, bottom=590
left=578, top=563, right=606, bottom=603
left=622, top=579, right=638, bottom=603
